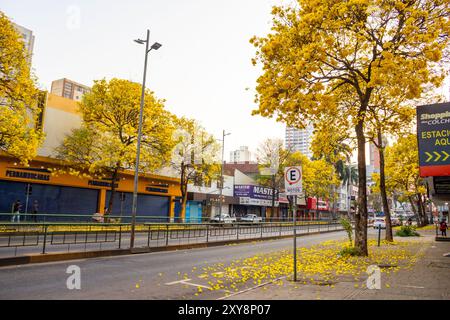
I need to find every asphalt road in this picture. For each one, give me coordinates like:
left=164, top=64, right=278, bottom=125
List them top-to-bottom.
left=0, top=223, right=341, bottom=258
left=0, top=230, right=349, bottom=300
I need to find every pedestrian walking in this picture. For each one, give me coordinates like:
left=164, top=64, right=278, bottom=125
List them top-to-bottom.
left=11, top=200, right=21, bottom=223
left=32, top=200, right=39, bottom=222
left=439, top=219, right=448, bottom=237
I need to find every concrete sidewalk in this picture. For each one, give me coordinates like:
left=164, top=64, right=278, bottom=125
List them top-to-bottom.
left=227, top=232, right=450, bottom=300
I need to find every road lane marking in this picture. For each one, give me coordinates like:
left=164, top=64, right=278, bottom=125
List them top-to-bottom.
left=217, top=275, right=288, bottom=300
left=165, top=279, right=212, bottom=290
left=165, top=279, right=192, bottom=285
left=399, top=285, right=425, bottom=289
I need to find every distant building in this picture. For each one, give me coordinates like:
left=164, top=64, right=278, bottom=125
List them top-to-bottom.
left=0, top=23, right=35, bottom=107
left=12, top=23, right=35, bottom=65
left=50, top=78, right=90, bottom=102
left=38, top=93, right=83, bottom=157
left=285, top=125, right=314, bottom=159
left=367, top=139, right=387, bottom=185
left=369, top=142, right=381, bottom=173
left=229, top=146, right=252, bottom=163
left=224, top=161, right=259, bottom=181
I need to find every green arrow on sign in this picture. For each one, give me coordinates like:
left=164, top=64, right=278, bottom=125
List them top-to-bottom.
left=443, top=151, right=450, bottom=162
left=425, top=152, right=433, bottom=162
left=433, top=152, right=441, bottom=162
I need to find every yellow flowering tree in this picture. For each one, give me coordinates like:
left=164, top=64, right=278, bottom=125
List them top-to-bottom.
left=251, top=0, right=449, bottom=255
left=0, top=12, right=43, bottom=163
left=56, top=78, right=176, bottom=215
left=366, top=89, right=416, bottom=241
left=170, top=117, right=221, bottom=220
left=374, top=134, right=429, bottom=227
left=256, top=138, right=295, bottom=218
left=280, top=152, right=339, bottom=218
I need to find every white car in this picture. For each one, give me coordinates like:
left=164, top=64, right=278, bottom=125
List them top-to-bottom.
left=210, top=214, right=236, bottom=224
left=240, top=214, right=262, bottom=223
left=373, top=217, right=386, bottom=229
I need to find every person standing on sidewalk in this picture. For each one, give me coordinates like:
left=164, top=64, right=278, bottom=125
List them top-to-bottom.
left=11, top=200, right=22, bottom=223
left=31, top=200, right=39, bottom=223
left=439, top=219, right=448, bottom=237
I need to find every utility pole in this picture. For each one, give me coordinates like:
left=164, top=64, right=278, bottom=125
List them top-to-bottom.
left=130, top=30, right=162, bottom=249
left=218, top=130, right=230, bottom=222
left=347, top=161, right=351, bottom=219
left=271, top=174, right=276, bottom=222
left=293, top=195, right=297, bottom=281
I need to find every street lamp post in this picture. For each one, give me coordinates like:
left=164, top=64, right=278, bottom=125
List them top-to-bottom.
left=130, top=29, right=162, bottom=249
left=218, top=130, right=231, bottom=222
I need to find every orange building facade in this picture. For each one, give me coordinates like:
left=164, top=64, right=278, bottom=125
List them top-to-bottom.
left=0, top=155, right=182, bottom=221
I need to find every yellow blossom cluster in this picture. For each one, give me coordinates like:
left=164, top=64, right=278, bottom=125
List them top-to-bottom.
left=190, top=239, right=425, bottom=295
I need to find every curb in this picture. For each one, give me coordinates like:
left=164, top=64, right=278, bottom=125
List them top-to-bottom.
left=0, top=229, right=343, bottom=267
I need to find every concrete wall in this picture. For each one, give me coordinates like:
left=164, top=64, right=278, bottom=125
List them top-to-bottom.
left=38, top=94, right=82, bottom=157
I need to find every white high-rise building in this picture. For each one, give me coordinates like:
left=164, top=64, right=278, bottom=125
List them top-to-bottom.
left=12, top=23, right=35, bottom=65
left=285, top=125, right=314, bottom=159
left=230, top=146, right=252, bottom=163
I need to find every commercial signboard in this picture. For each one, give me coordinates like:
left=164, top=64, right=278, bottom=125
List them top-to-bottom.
left=417, top=102, right=450, bottom=177
left=234, top=185, right=279, bottom=206
left=239, top=197, right=279, bottom=207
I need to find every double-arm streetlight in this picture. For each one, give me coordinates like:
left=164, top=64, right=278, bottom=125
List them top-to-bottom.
left=130, top=29, right=162, bottom=249
left=218, top=130, right=231, bottom=221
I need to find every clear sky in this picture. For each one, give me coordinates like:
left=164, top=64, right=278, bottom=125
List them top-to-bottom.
left=2, top=0, right=293, bottom=160
left=3, top=1, right=449, bottom=164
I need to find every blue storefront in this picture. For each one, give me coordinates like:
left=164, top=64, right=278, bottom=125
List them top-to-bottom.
left=0, top=180, right=99, bottom=221
left=105, top=191, right=170, bottom=222
left=185, top=201, right=202, bottom=223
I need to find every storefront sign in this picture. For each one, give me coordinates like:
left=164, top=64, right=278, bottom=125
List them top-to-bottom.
left=417, top=102, right=450, bottom=177
left=5, top=170, right=50, bottom=181
left=88, top=180, right=118, bottom=188
left=234, top=185, right=278, bottom=200
left=146, top=187, right=169, bottom=194
left=239, top=197, right=279, bottom=207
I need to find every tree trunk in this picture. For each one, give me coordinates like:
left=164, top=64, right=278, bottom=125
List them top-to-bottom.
left=354, top=120, right=368, bottom=256
left=377, top=131, right=393, bottom=242
left=346, top=157, right=352, bottom=220
left=180, top=162, right=187, bottom=223
left=105, top=168, right=119, bottom=222
left=417, top=194, right=426, bottom=227
left=288, top=196, right=293, bottom=220
left=408, top=196, right=419, bottom=222
left=420, top=198, right=429, bottom=225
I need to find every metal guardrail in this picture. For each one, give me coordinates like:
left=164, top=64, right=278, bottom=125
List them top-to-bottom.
left=0, top=212, right=337, bottom=224
left=0, top=220, right=344, bottom=258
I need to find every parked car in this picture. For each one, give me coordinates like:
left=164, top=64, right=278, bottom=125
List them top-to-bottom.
left=210, top=214, right=236, bottom=224
left=240, top=214, right=262, bottom=223
left=373, top=217, right=386, bottom=229
left=391, top=217, right=401, bottom=227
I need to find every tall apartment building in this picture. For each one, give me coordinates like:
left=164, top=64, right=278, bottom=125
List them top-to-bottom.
left=0, top=23, right=36, bottom=108
left=12, top=23, right=35, bottom=65
left=50, top=78, right=90, bottom=102
left=285, top=125, right=314, bottom=159
left=230, top=146, right=252, bottom=163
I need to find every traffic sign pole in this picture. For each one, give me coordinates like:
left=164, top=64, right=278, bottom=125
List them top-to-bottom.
left=285, top=166, right=302, bottom=282
left=293, top=195, right=297, bottom=282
